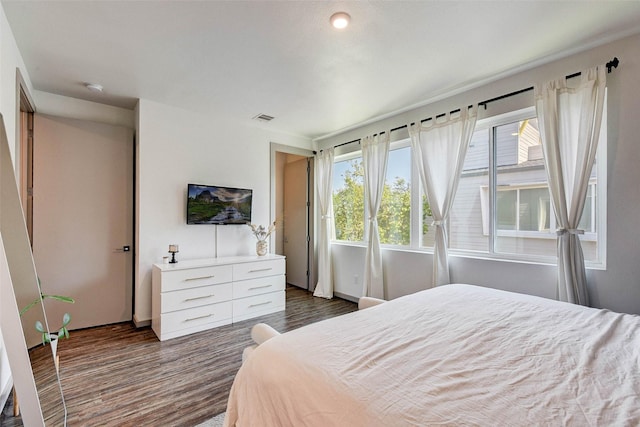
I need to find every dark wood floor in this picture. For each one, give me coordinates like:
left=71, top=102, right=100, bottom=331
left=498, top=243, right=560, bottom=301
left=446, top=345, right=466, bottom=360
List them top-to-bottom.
left=2, top=287, right=357, bottom=426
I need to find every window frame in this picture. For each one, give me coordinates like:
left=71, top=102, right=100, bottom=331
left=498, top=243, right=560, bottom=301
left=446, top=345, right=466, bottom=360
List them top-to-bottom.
left=329, top=104, right=606, bottom=270
left=451, top=107, right=606, bottom=268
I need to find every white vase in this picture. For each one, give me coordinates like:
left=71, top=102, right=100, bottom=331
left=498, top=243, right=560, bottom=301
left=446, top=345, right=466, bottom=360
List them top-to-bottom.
left=256, top=240, right=268, bottom=256
left=49, top=333, right=60, bottom=370
left=49, top=334, right=58, bottom=356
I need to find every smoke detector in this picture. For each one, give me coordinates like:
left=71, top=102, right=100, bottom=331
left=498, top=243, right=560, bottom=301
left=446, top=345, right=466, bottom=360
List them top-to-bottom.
left=85, top=83, right=103, bottom=93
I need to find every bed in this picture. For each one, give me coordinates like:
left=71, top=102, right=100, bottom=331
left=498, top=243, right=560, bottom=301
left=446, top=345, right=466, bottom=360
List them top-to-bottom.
left=224, top=284, right=640, bottom=426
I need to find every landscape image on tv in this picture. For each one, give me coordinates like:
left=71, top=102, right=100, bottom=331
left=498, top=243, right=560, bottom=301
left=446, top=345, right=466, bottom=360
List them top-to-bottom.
left=187, top=184, right=252, bottom=224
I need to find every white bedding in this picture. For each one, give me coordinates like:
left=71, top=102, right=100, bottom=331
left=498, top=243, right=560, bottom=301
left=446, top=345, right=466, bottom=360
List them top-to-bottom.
left=224, top=284, right=640, bottom=426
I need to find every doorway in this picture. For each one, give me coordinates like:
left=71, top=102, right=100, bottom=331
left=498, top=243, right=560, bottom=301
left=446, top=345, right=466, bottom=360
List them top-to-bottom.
left=31, top=114, right=134, bottom=329
left=272, top=144, right=315, bottom=291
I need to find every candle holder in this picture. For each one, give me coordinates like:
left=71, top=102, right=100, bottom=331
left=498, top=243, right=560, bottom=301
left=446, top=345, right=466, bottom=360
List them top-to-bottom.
left=168, top=244, right=179, bottom=263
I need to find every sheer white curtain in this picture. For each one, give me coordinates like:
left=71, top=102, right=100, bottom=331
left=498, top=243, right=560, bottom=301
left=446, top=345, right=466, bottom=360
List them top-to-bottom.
left=535, top=65, right=606, bottom=306
left=409, top=108, right=477, bottom=287
left=362, top=133, right=390, bottom=298
left=313, top=148, right=335, bottom=299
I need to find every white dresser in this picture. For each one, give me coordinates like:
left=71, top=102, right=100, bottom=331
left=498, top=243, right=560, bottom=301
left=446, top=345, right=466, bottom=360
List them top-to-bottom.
left=152, top=254, right=285, bottom=341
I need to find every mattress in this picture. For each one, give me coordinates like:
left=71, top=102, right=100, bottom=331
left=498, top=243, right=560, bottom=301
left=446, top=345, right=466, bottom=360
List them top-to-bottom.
left=224, top=284, right=640, bottom=426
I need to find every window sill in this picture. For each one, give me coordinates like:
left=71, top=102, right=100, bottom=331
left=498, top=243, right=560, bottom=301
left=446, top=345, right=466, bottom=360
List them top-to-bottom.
left=330, top=241, right=606, bottom=271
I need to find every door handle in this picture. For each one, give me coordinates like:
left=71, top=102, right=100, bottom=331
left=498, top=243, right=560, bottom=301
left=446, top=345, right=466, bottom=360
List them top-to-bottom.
left=114, top=245, right=131, bottom=253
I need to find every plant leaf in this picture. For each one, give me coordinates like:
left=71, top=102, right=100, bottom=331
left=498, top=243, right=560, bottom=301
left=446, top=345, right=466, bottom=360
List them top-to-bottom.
left=43, top=294, right=75, bottom=304
left=19, top=298, right=41, bottom=317
left=35, top=320, right=45, bottom=333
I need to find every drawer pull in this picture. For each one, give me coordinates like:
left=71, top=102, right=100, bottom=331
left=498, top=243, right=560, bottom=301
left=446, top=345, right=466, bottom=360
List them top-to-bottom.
left=249, top=268, right=272, bottom=273
left=184, top=275, right=215, bottom=281
left=248, top=285, right=272, bottom=291
left=184, top=294, right=214, bottom=302
left=249, top=301, right=272, bottom=308
left=185, top=314, right=213, bottom=322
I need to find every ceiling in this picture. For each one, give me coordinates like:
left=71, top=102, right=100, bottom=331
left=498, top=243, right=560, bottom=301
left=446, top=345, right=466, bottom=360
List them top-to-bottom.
left=3, top=1, right=640, bottom=141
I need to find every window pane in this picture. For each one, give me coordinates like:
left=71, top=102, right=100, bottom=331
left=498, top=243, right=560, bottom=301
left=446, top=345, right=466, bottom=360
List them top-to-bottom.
left=448, top=105, right=604, bottom=264
left=495, top=118, right=558, bottom=256
left=449, top=128, right=490, bottom=252
left=378, top=146, right=411, bottom=246
left=332, top=158, right=364, bottom=241
left=581, top=170, right=598, bottom=262
left=578, top=187, right=592, bottom=232
left=422, top=194, right=435, bottom=247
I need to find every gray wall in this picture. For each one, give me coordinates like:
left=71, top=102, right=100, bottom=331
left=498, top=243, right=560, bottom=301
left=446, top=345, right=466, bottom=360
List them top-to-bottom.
left=319, top=33, right=640, bottom=315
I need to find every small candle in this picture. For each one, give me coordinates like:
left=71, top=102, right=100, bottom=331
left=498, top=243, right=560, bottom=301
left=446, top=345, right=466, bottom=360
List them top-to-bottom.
left=169, top=244, right=178, bottom=253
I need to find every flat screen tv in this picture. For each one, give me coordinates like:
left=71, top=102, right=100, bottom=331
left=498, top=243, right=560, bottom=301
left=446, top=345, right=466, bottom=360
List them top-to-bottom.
left=187, top=184, right=252, bottom=225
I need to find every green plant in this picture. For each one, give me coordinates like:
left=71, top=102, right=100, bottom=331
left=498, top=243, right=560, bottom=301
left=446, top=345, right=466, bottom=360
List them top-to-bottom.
left=20, top=278, right=74, bottom=345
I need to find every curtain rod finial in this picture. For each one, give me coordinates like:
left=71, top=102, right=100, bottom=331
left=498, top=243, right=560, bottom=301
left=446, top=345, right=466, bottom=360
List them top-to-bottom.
left=607, top=57, right=619, bottom=73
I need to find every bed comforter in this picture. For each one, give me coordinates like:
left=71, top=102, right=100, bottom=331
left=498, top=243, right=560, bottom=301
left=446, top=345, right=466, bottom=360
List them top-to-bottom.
left=224, top=284, right=640, bottom=426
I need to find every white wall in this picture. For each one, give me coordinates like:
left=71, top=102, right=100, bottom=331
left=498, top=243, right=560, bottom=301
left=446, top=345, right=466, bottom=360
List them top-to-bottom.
left=0, top=2, right=33, bottom=413
left=0, top=3, right=33, bottom=173
left=322, top=33, right=640, bottom=315
left=135, top=99, right=311, bottom=323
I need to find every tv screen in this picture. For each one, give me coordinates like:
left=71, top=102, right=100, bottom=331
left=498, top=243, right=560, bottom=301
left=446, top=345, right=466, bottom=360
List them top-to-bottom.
left=187, top=184, right=252, bottom=225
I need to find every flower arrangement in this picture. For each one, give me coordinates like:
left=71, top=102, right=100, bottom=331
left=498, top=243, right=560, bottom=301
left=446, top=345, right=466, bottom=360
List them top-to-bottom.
left=248, top=221, right=276, bottom=242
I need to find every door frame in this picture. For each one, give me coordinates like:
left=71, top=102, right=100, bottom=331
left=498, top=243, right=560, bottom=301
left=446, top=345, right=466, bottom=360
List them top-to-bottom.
left=16, top=69, right=35, bottom=244
left=270, top=143, right=315, bottom=292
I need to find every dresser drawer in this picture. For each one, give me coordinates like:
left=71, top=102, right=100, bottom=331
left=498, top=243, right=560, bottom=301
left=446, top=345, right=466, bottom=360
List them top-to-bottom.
left=233, top=259, right=285, bottom=281
left=162, top=265, right=232, bottom=292
left=233, top=275, right=285, bottom=299
left=161, top=283, right=232, bottom=313
left=233, top=291, right=285, bottom=322
left=161, top=301, right=232, bottom=334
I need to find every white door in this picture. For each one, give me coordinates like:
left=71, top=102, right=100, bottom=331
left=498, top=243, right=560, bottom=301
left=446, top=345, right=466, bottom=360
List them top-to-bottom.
left=33, top=114, right=133, bottom=329
left=283, top=158, right=309, bottom=289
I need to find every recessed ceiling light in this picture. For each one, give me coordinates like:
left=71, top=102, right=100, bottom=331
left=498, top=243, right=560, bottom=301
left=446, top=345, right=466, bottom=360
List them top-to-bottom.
left=330, top=12, right=350, bottom=29
left=85, top=83, right=103, bottom=93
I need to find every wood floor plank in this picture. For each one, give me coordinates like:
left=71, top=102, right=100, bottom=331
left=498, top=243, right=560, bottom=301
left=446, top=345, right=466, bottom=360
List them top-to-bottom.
left=1, top=287, right=357, bottom=426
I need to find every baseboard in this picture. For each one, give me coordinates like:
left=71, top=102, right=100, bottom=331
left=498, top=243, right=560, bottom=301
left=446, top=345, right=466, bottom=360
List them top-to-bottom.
left=132, top=314, right=151, bottom=328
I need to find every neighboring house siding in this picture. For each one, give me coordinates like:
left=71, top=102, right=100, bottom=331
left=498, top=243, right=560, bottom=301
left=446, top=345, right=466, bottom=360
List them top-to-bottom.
left=449, top=162, right=597, bottom=260
left=450, top=171, right=488, bottom=252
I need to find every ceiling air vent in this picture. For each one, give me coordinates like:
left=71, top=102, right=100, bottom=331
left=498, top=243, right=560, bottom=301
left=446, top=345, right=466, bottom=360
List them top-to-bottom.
left=253, top=113, right=275, bottom=122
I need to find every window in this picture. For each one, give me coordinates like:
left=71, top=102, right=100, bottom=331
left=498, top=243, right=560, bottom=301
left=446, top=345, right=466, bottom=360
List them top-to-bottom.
left=330, top=104, right=606, bottom=267
left=450, top=107, right=605, bottom=265
left=332, top=142, right=413, bottom=246
left=378, top=144, right=411, bottom=246
left=332, top=154, right=364, bottom=242
left=496, top=186, right=551, bottom=232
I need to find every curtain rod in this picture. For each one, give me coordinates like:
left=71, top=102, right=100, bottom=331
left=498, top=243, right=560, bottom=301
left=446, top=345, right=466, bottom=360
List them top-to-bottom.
left=476, top=56, right=619, bottom=110
left=318, top=57, right=619, bottom=153
left=390, top=57, right=620, bottom=134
